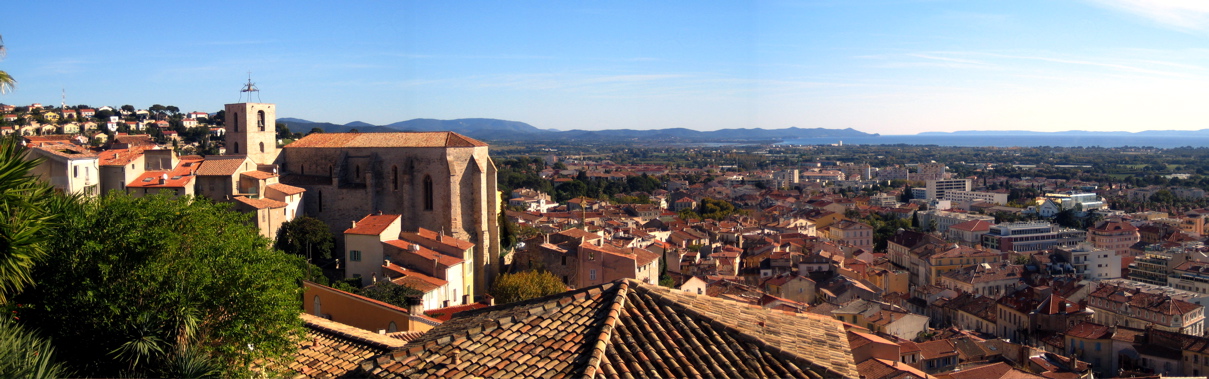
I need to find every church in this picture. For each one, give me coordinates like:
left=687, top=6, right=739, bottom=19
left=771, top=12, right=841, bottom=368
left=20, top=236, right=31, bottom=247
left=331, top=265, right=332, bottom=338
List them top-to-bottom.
left=222, top=102, right=502, bottom=299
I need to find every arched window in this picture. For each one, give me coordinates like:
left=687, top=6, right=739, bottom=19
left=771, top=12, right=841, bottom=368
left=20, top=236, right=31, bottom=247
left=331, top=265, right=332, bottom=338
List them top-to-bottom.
left=257, top=110, right=266, bottom=131
left=232, top=112, right=239, bottom=132
left=232, top=141, right=240, bottom=154
left=259, top=141, right=265, bottom=153
left=392, top=166, right=398, bottom=191
left=423, top=175, right=434, bottom=211
left=313, top=295, right=322, bottom=316
left=388, top=321, right=398, bottom=333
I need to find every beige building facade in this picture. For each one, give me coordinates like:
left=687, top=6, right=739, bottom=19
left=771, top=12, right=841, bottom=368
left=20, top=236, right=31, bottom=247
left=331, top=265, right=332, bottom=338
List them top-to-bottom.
left=280, top=131, right=500, bottom=298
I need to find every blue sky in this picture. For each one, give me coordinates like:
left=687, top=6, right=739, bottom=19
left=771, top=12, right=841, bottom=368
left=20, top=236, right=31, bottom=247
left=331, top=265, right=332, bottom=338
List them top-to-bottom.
left=3, top=1, right=1209, bottom=134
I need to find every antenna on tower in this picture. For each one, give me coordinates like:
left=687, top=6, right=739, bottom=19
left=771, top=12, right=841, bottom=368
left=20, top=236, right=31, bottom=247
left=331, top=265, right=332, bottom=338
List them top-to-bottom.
left=238, top=72, right=261, bottom=103
left=61, top=88, right=66, bottom=109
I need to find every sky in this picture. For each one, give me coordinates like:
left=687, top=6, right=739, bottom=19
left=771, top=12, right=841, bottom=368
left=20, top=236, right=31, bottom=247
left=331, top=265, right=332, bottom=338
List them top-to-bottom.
left=4, top=1, right=1209, bottom=134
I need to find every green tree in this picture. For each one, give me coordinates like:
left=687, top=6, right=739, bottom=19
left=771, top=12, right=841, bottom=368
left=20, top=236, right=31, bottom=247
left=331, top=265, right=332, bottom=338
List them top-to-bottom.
left=0, top=35, right=13, bottom=94
left=19, top=194, right=304, bottom=377
left=697, top=197, right=736, bottom=220
left=275, top=216, right=335, bottom=260
left=489, top=270, right=566, bottom=304
left=357, top=280, right=423, bottom=309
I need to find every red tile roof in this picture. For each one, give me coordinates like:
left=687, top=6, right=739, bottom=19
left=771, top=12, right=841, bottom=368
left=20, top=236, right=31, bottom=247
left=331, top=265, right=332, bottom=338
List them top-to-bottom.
left=285, top=131, right=488, bottom=148
left=97, top=147, right=145, bottom=166
left=194, top=156, right=250, bottom=176
left=126, top=157, right=203, bottom=189
left=241, top=170, right=277, bottom=180
left=266, top=183, right=305, bottom=196
left=233, top=196, right=288, bottom=209
left=345, top=214, right=401, bottom=235
left=404, top=227, right=475, bottom=250
left=383, top=240, right=465, bottom=267
left=362, top=279, right=859, bottom=379
left=423, top=303, right=489, bottom=322
left=266, top=313, right=408, bottom=378
left=1065, top=322, right=1113, bottom=340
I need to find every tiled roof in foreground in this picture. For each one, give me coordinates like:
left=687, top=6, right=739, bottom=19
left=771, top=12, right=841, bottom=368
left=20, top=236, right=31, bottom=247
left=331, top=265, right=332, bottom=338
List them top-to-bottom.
left=361, top=279, right=858, bottom=379
left=272, top=313, right=410, bottom=378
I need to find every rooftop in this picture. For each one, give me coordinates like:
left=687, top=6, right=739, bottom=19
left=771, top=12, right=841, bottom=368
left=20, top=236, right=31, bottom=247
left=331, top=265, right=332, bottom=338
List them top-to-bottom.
left=286, top=131, right=488, bottom=148
left=345, top=214, right=401, bottom=236
left=361, top=279, right=858, bottom=378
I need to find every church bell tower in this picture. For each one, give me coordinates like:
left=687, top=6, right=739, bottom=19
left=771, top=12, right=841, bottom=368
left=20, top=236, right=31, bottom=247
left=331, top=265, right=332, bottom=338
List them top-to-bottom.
left=225, top=76, right=279, bottom=166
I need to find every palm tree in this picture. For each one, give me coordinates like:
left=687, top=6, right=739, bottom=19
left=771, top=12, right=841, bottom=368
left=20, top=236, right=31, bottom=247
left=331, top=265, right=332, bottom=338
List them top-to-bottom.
left=0, top=34, right=14, bottom=94
left=0, top=137, right=56, bottom=305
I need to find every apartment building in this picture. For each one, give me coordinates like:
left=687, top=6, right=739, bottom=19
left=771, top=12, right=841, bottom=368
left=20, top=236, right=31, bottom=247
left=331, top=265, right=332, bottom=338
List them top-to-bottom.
left=981, top=222, right=1085, bottom=253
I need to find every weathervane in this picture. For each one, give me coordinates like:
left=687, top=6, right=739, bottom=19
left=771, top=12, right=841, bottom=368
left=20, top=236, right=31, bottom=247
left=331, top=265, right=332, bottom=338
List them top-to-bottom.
left=238, top=72, right=261, bottom=102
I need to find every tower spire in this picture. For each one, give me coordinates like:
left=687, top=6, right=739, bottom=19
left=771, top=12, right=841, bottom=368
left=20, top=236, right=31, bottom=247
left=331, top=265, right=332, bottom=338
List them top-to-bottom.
left=238, top=72, right=261, bottom=102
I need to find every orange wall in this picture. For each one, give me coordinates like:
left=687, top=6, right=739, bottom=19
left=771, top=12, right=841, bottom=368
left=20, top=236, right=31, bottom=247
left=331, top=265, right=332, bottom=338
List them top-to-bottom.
left=302, top=281, right=434, bottom=333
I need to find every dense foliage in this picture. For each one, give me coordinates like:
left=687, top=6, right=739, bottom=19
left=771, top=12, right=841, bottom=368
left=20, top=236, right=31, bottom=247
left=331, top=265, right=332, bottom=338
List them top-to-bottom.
left=18, top=194, right=305, bottom=377
left=275, top=216, right=335, bottom=260
left=489, top=270, right=567, bottom=304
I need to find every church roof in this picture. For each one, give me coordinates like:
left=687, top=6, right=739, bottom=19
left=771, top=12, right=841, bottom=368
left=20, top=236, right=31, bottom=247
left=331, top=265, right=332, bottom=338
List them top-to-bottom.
left=285, top=132, right=488, bottom=148
left=360, top=279, right=858, bottom=379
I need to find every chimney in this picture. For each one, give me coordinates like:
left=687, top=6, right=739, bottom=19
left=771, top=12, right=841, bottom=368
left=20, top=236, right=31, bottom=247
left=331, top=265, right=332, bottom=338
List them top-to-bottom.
left=352, top=220, right=357, bottom=229
left=405, top=295, right=424, bottom=315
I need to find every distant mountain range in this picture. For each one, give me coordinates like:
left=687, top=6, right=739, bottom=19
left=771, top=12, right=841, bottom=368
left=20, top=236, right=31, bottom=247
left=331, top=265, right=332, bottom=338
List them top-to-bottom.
left=276, top=117, right=879, bottom=143
left=916, top=129, right=1209, bottom=137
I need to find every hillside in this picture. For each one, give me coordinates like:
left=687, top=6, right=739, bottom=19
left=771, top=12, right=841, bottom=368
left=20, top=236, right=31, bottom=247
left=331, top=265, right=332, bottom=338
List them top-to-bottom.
left=277, top=118, right=879, bottom=143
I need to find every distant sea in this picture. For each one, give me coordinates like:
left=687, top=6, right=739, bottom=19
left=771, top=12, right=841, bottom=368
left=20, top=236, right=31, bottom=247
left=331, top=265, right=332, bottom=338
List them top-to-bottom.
left=779, top=135, right=1209, bottom=148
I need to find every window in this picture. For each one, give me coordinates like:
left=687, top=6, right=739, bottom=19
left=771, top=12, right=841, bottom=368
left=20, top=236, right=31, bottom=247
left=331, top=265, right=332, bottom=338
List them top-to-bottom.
left=257, top=110, right=266, bottom=131
left=232, top=141, right=240, bottom=154
left=259, top=142, right=265, bottom=153
left=73, top=165, right=78, bottom=178
left=356, top=165, right=361, bottom=179
left=392, top=166, right=399, bottom=190
left=423, top=175, right=434, bottom=211
left=317, top=190, right=323, bottom=212
left=350, top=250, right=362, bottom=262
left=561, top=256, right=567, bottom=266
left=589, top=269, right=597, bottom=281
left=313, top=295, right=321, bottom=316
left=388, top=322, right=397, bottom=333
left=1095, top=342, right=1101, bottom=351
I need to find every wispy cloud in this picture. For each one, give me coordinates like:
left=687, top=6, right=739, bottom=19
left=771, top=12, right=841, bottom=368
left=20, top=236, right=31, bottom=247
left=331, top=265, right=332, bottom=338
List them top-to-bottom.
left=1084, top=0, right=1209, bottom=32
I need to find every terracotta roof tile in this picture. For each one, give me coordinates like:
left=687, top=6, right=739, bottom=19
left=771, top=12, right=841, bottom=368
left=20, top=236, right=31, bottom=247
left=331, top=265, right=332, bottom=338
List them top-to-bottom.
left=285, top=132, right=488, bottom=148
left=97, top=147, right=145, bottom=166
left=194, top=156, right=250, bottom=176
left=241, top=170, right=277, bottom=180
left=266, top=183, right=306, bottom=196
left=233, top=196, right=288, bottom=209
left=346, top=214, right=401, bottom=235
left=360, top=279, right=859, bottom=379
left=263, top=313, right=408, bottom=378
